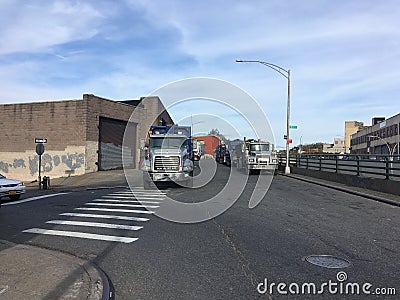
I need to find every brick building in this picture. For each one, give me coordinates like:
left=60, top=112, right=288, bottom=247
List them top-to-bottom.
left=0, top=94, right=173, bottom=181
left=194, top=135, right=222, bottom=156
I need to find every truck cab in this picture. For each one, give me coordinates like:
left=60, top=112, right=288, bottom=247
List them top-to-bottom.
left=142, top=125, right=193, bottom=188
left=236, top=139, right=278, bottom=174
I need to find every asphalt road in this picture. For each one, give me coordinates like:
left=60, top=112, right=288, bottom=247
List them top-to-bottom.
left=0, top=163, right=399, bottom=299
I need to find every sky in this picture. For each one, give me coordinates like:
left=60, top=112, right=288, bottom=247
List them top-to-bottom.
left=1, top=0, right=399, bottom=148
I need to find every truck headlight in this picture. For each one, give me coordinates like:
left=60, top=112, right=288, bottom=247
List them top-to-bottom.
left=248, top=158, right=255, bottom=163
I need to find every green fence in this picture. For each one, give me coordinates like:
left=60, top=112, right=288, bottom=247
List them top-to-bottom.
left=278, top=154, right=400, bottom=180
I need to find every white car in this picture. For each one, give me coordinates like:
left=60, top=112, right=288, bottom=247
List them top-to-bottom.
left=0, top=174, right=26, bottom=202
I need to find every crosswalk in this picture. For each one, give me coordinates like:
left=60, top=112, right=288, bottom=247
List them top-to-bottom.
left=22, top=188, right=167, bottom=243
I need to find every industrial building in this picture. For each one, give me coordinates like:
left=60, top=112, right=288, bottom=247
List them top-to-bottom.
left=0, top=94, right=173, bottom=181
left=350, top=114, right=400, bottom=155
left=344, top=121, right=365, bottom=153
left=322, top=137, right=345, bottom=154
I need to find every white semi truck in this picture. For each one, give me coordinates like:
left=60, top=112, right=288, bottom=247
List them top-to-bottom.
left=234, top=138, right=278, bottom=175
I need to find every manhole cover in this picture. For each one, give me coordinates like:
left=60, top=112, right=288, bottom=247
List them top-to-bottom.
left=305, top=255, right=351, bottom=268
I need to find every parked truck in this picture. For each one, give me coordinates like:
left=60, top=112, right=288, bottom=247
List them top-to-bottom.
left=141, top=125, right=194, bottom=188
left=234, top=138, right=278, bottom=174
left=192, top=139, right=202, bottom=161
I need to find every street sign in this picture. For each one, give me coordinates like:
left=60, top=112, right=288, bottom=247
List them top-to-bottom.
left=289, top=125, right=298, bottom=129
left=284, top=135, right=287, bottom=139
left=35, top=138, right=47, bottom=143
left=36, top=143, right=45, bottom=155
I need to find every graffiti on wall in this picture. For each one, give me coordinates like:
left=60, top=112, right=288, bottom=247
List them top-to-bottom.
left=0, top=153, right=85, bottom=175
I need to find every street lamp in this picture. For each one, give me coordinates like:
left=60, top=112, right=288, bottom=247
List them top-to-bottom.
left=236, top=59, right=291, bottom=174
left=367, top=135, right=398, bottom=158
left=299, top=136, right=303, bottom=154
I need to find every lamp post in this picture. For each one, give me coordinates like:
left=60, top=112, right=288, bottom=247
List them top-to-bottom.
left=236, top=59, right=291, bottom=174
left=367, top=135, right=397, bottom=158
left=368, top=135, right=398, bottom=177
left=299, top=136, right=303, bottom=154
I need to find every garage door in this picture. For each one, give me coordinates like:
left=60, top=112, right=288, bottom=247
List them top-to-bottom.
left=98, top=117, right=136, bottom=170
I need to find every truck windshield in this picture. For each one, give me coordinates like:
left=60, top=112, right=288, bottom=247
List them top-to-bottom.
left=150, top=137, right=188, bottom=149
left=249, top=144, right=270, bottom=152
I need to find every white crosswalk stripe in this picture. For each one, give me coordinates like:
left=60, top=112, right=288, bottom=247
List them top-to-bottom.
left=21, top=189, right=164, bottom=243
left=113, top=190, right=166, bottom=195
left=112, top=191, right=166, bottom=195
left=101, top=195, right=165, bottom=200
left=103, top=196, right=165, bottom=201
left=92, top=199, right=160, bottom=204
left=85, top=202, right=159, bottom=209
left=75, top=207, right=155, bottom=214
left=59, top=213, right=149, bottom=222
left=46, top=220, right=143, bottom=231
left=23, top=228, right=137, bottom=243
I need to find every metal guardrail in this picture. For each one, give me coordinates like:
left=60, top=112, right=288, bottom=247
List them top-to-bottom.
left=278, top=154, right=400, bottom=180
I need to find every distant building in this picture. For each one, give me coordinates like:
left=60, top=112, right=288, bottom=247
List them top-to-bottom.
left=0, top=94, right=173, bottom=181
left=350, top=113, right=400, bottom=155
left=345, top=121, right=365, bottom=153
left=194, top=135, right=221, bottom=156
left=323, top=138, right=345, bottom=154
left=226, top=139, right=242, bottom=151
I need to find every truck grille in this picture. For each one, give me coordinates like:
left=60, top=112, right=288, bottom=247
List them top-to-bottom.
left=257, top=155, right=270, bottom=163
left=154, top=156, right=180, bottom=171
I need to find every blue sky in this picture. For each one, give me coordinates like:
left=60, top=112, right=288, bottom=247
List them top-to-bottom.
left=1, top=0, right=399, bottom=147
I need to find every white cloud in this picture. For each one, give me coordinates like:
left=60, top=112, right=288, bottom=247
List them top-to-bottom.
left=0, top=0, right=103, bottom=55
left=1, top=0, right=399, bottom=144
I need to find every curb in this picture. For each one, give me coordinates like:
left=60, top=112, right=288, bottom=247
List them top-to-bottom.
left=280, top=173, right=400, bottom=207
left=26, top=185, right=130, bottom=194
left=0, top=240, right=110, bottom=300
left=91, top=263, right=114, bottom=300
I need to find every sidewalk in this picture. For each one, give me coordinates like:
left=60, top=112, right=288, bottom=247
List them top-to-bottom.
left=1, top=169, right=143, bottom=300
left=25, top=169, right=142, bottom=197
left=281, top=172, right=400, bottom=207
left=0, top=240, right=106, bottom=300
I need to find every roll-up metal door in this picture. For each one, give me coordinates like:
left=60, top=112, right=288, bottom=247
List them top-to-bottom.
left=98, top=117, right=136, bottom=170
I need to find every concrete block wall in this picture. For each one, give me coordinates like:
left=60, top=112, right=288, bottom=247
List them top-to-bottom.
left=0, top=94, right=173, bottom=181
left=83, top=94, right=137, bottom=173
left=119, top=96, right=174, bottom=166
left=0, top=100, right=86, bottom=181
left=0, top=100, right=85, bottom=152
left=0, top=146, right=86, bottom=182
